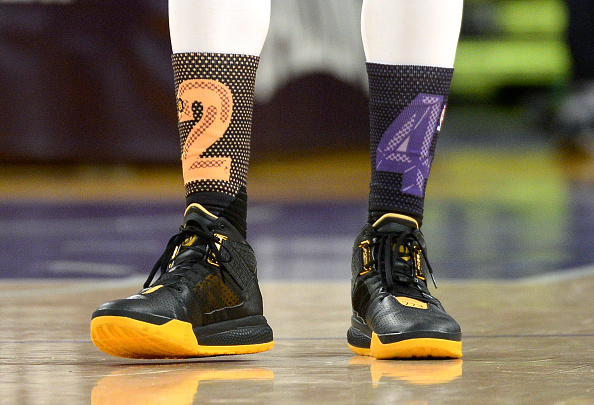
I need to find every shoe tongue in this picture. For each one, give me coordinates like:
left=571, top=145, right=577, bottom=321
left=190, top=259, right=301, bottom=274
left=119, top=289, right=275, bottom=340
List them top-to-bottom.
left=183, top=203, right=218, bottom=228
left=373, top=213, right=419, bottom=233
left=373, top=214, right=431, bottom=295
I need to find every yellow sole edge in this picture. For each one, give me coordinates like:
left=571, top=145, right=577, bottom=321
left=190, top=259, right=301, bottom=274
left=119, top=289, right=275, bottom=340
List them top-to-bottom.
left=90, top=316, right=273, bottom=359
left=370, top=333, right=462, bottom=359
left=349, top=334, right=462, bottom=359
left=348, top=343, right=372, bottom=357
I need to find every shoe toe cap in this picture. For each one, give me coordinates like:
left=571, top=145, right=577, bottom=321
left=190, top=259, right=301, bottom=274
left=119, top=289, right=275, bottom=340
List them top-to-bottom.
left=92, top=288, right=185, bottom=324
left=371, top=295, right=461, bottom=339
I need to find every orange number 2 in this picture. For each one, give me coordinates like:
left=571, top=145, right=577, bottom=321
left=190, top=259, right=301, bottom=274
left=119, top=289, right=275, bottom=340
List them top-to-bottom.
left=177, top=79, right=233, bottom=183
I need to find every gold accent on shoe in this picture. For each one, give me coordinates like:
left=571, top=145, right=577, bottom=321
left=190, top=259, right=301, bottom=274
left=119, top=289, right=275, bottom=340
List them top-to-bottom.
left=185, top=203, right=217, bottom=218
left=372, top=213, right=419, bottom=229
left=207, top=233, right=228, bottom=267
left=358, top=240, right=373, bottom=275
left=413, top=247, right=426, bottom=280
left=141, top=285, right=163, bottom=295
left=395, top=296, right=428, bottom=309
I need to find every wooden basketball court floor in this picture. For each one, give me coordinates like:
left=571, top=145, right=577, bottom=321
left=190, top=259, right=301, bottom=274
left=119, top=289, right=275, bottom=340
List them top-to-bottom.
left=0, top=147, right=593, bottom=404
left=1, top=274, right=593, bottom=405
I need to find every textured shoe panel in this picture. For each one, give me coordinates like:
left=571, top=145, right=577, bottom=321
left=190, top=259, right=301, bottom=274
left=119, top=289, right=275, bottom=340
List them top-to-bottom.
left=222, top=240, right=257, bottom=289
left=195, top=272, right=242, bottom=313
left=351, top=272, right=384, bottom=319
left=93, top=285, right=193, bottom=323
left=368, top=295, right=461, bottom=338
left=197, top=324, right=273, bottom=346
left=347, top=326, right=372, bottom=349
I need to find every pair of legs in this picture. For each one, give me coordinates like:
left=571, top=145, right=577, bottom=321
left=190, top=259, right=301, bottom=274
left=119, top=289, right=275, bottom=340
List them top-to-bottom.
left=90, top=0, right=464, bottom=359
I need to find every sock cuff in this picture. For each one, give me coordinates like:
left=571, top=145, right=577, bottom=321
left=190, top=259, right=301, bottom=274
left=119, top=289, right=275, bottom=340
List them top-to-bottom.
left=172, top=52, right=260, bottom=83
left=366, top=63, right=454, bottom=98
left=186, top=187, right=248, bottom=238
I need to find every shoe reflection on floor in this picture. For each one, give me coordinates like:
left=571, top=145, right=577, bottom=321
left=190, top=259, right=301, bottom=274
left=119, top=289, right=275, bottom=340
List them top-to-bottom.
left=348, top=356, right=463, bottom=387
left=91, top=364, right=274, bottom=405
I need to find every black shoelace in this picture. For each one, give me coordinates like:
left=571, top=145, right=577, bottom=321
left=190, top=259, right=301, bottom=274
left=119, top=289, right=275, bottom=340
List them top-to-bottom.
left=143, top=224, right=230, bottom=289
left=373, top=228, right=437, bottom=291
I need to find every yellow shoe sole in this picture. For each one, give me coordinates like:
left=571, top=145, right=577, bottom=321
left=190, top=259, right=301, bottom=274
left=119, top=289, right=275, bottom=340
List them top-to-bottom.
left=90, top=316, right=273, bottom=359
left=348, top=332, right=462, bottom=359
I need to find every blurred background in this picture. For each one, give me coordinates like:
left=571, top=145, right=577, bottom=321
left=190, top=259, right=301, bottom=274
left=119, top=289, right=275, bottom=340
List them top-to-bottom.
left=0, top=0, right=592, bottom=280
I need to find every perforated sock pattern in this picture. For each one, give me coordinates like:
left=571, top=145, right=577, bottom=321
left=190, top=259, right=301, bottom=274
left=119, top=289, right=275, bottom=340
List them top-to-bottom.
left=172, top=53, right=258, bottom=199
left=367, top=64, right=454, bottom=223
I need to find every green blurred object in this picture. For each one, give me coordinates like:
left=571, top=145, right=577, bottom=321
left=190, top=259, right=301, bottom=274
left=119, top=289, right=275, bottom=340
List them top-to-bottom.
left=453, top=0, right=571, bottom=98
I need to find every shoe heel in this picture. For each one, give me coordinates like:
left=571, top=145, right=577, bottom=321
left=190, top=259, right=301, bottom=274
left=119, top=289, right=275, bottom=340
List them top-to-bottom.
left=197, top=323, right=274, bottom=346
left=347, top=326, right=371, bottom=350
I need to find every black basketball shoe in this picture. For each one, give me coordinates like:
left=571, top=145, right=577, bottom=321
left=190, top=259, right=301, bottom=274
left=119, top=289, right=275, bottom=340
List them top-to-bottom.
left=90, top=203, right=273, bottom=359
left=348, top=213, right=462, bottom=359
